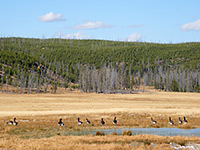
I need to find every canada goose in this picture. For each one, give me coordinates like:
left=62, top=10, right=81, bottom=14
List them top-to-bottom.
left=183, top=116, right=188, bottom=123
left=113, top=117, right=117, bottom=124
left=151, top=117, right=157, bottom=124
left=169, top=117, right=174, bottom=125
left=178, top=117, right=182, bottom=124
left=7, top=118, right=17, bottom=125
left=58, top=118, right=64, bottom=126
left=78, top=118, right=82, bottom=125
left=86, top=118, right=90, bottom=125
left=101, top=118, right=105, bottom=125
left=7, top=120, right=13, bottom=125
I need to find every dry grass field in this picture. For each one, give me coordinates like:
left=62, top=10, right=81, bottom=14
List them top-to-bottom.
left=0, top=90, right=200, bottom=149
left=0, top=91, right=200, bottom=117
left=1, top=134, right=200, bottom=150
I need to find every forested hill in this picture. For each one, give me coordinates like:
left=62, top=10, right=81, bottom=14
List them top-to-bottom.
left=0, top=37, right=200, bottom=93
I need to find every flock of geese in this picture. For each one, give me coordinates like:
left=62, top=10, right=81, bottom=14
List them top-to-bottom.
left=7, top=116, right=188, bottom=126
left=151, top=116, right=188, bottom=125
left=57, top=117, right=116, bottom=126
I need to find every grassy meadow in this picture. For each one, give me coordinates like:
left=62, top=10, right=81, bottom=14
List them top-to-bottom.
left=0, top=90, right=200, bottom=149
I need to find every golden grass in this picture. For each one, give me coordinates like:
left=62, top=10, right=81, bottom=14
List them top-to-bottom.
left=1, top=90, right=199, bottom=129
left=0, top=91, right=200, bottom=149
left=0, top=91, right=200, bottom=117
left=0, top=91, right=200, bottom=136
left=1, top=111, right=199, bottom=134
left=0, top=134, right=200, bottom=150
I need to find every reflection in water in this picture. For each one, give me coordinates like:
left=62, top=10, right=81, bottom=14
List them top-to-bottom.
left=65, top=128, right=200, bottom=137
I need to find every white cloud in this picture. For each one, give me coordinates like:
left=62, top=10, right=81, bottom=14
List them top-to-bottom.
left=39, top=12, right=65, bottom=22
left=182, top=19, right=200, bottom=31
left=73, top=21, right=113, bottom=29
left=128, top=24, right=144, bottom=28
left=54, top=31, right=87, bottom=39
left=65, top=31, right=85, bottom=39
left=126, top=32, right=142, bottom=42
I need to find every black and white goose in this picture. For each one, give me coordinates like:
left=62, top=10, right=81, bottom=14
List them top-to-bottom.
left=183, top=116, right=188, bottom=123
left=113, top=117, right=117, bottom=125
left=151, top=117, right=157, bottom=124
left=169, top=117, right=174, bottom=125
left=178, top=117, right=183, bottom=124
left=58, top=118, right=64, bottom=126
left=78, top=118, right=83, bottom=125
left=86, top=118, right=90, bottom=125
left=101, top=118, right=105, bottom=125
left=7, top=119, right=13, bottom=125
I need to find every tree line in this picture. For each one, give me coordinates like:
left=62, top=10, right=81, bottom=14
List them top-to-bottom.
left=1, top=60, right=199, bottom=93
left=79, top=62, right=200, bottom=93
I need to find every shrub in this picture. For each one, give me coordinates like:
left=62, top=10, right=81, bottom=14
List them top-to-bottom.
left=122, top=130, right=132, bottom=136
left=96, top=131, right=105, bottom=136
left=111, top=132, right=118, bottom=135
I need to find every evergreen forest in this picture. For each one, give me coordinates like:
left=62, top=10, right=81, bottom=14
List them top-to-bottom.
left=0, top=37, right=200, bottom=93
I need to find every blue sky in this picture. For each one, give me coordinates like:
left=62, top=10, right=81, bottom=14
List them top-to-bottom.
left=1, top=0, right=200, bottom=43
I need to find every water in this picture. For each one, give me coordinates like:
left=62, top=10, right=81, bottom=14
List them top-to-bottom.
left=65, top=128, right=200, bottom=137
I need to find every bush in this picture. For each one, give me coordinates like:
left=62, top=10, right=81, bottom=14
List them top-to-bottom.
left=122, top=130, right=132, bottom=136
left=96, top=131, right=105, bottom=136
left=111, top=132, right=118, bottom=136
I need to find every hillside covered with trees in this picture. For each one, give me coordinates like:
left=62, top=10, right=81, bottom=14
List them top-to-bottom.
left=0, top=37, right=200, bottom=93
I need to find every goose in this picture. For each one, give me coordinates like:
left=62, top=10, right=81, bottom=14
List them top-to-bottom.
left=183, top=116, right=188, bottom=123
left=113, top=117, right=117, bottom=124
left=151, top=117, right=157, bottom=124
left=169, top=117, right=174, bottom=125
left=178, top=117, right=183, bottom=124
left=7, top=118, right=17, bottom=125
left=13, top=118, right=18, bottom=126
left=58, top=118, right=64, bottom=126
left=78, top=118, right=82, bottom=125
left=86, top=118, right=90, bottom=125
left=101, top=118, right=105, bottom=125
left=7, top=119, right=13, bottom=125
left=7, top=120, right=13, bottom=125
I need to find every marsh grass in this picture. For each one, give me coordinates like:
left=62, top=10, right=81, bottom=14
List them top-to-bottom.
left=1, top=92, right=200, bottom=149
left=1, top=92, right=200, bottom=129
left=0, top=112, right=199, bottom=140
left=178, top=123, right=196, bottom=129
left=5, top=124, right=68, bottom=139
left=1, top=135, right=200, bottom=150
left=136, top=140, right=151, bottom=145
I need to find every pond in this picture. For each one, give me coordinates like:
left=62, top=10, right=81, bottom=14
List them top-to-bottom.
left=65, top=128, right=200, bottom=137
